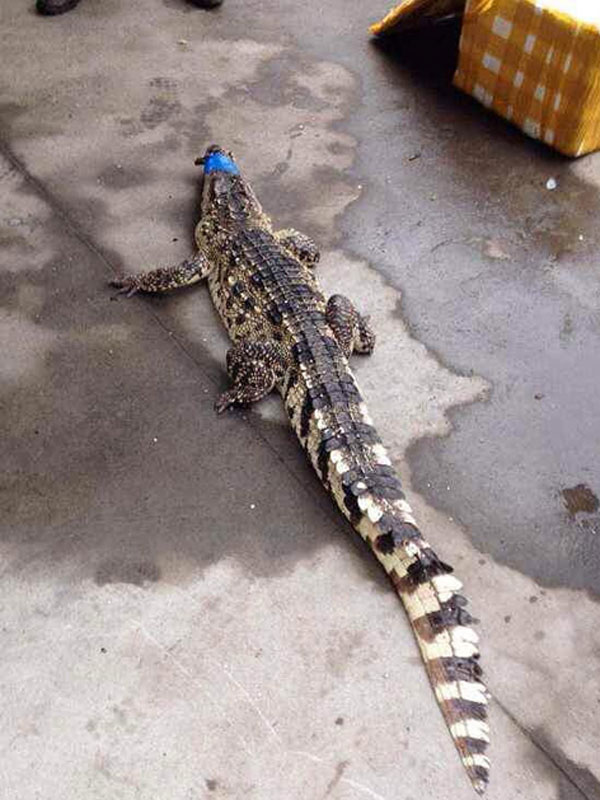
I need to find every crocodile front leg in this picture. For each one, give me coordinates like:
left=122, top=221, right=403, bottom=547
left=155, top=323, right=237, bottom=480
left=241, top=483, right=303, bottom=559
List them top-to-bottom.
left=274, top=228, right=320, bottom=268
left=110, top=251, right=212, bottom=297
left=326, top=294, right=376, bottom=358
left=215, top=339, right=286, bottom=414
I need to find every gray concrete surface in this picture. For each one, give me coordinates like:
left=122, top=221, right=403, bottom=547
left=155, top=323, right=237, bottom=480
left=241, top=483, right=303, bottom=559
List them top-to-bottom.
left=1, top=2, right=599, bottom=799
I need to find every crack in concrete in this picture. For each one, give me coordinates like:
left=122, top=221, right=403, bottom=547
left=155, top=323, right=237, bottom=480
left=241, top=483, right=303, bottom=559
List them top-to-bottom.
left=323, top=759, right=349, bottom=797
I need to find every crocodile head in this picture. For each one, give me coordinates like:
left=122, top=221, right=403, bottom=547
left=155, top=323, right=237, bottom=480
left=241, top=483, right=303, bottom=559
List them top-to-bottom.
left=195, top=144, right=265, bottom=228
left=195, top=144, right=240, bottom=175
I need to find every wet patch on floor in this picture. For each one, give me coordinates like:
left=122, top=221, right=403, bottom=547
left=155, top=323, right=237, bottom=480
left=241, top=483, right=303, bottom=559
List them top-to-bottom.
left=161, top=0, right=198, bottom=12
left=3, top=4, right=600, bottom=797
left=338, top=21, right=600, bottom=599
left=198, top=49, right=360, bottom=245
left=140, top=78, right=182, bottom=131
left=0, top=149, right=349, bottom=586
left=0, top=154, right=76, bottom=272
left=96, top=162, right=157, bottom=192
left=0, top=301, right=349, bottom=587
left=562, top=484, right=599, bottom=517
left=95, top=559, right=162, bottom=587
left=532, top=727, right=600, bottom=800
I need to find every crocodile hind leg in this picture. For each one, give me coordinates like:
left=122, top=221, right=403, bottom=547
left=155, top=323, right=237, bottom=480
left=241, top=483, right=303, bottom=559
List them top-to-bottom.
left=274, top=228, right=320, bottom=268
left=110, top=251, right=212, bottom=297
left=326, top=294, right=376, bottom=358
left=215, top=340, right=286, bottom=414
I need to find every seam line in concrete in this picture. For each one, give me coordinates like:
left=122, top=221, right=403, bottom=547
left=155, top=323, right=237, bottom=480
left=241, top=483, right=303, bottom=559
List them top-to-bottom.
left=0, top=140, right=120, bottom=277
left=494, top=697, right=594, bottom=800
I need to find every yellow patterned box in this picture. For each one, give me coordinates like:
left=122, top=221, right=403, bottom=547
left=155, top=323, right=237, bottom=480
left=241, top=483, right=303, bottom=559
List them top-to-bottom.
left=370, top=0, right=600, bottom=156
left=453, top=0, right=600, bottom=156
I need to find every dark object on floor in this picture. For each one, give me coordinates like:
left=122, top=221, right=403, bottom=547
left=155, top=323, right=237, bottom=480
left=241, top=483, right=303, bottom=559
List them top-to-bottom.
left=35, top=0, right=223, bottom=14
left=36, top=0, right=80, bottom=14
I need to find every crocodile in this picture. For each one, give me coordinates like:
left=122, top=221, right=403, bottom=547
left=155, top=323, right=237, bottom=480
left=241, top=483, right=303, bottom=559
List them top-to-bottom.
left=111, top=144, right=490, bottom=793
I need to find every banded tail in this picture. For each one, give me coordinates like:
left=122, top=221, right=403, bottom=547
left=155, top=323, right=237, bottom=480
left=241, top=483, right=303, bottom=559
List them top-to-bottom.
left=286, top=373, right=490, bottom=793
left=369, top=528, right=490, bottom=793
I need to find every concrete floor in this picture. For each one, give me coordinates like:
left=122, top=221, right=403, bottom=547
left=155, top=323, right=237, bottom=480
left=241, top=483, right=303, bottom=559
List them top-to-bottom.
left=1, top=1, right=599, bottom=798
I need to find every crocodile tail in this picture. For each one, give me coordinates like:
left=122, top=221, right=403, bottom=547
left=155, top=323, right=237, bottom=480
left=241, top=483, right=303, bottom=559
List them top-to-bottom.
left=284, top=364, right=489, bottom=790
left=369, top=524, right=490, bottom=793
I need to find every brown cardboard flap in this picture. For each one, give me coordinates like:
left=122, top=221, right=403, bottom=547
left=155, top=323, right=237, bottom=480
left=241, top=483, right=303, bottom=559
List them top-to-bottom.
left=370, top=0, right=466, bottom=35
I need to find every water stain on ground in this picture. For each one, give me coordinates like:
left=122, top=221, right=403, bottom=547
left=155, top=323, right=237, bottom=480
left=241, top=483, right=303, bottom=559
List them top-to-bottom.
left=161, top=0, right=197, bottom=13
left=3, top=7, right=599, bottom=797
left=366, top=24, right=600, bottom=598
left=140, top=78, right=182, bottom=130
left=0, top=100, right=63, bottom=143
left=97, top=163, right=156, bottom=192
left=1, top=171, right=396, bottom=605
left=161, top=174, right=204, bottom=243
left=1, top=235, right=381, bottom=593
left=0, top=307, right=343, bottom=585
left=562, top=484, right=599, bottom=517
left=95, top=558, right=161, bottom=586
left=325, top=630, right=367, bottom=678
left=531, top=727, right=600, bottom=800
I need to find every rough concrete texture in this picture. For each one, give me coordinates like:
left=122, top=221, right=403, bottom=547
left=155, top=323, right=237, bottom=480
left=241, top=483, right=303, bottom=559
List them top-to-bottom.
left=1, top=1, right=600, bottom=798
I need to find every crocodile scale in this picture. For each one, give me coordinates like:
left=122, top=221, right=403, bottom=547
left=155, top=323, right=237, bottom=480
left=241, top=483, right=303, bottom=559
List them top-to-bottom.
left=111, top=145, right=490, bottom=793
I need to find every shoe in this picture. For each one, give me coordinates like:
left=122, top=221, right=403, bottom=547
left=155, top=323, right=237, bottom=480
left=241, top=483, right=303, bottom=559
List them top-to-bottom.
left=36, top=0, right=81, bottom=14
left=189, top=0, right=223, bottom=7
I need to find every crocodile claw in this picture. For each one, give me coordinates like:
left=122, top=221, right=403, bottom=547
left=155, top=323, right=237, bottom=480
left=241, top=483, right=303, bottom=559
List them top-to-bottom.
left=109, top=277, right=140, bottom=298
left=214, top=390, right=236, bottom=415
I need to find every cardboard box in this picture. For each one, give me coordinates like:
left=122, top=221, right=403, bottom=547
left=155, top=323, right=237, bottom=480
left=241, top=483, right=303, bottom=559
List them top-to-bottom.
left=369, top=0, right=464, bottom=35
left=371, top=0, right=600, bottom=156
